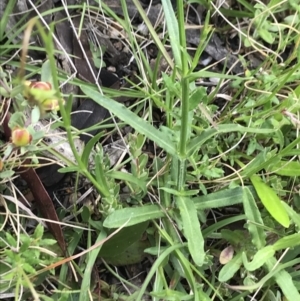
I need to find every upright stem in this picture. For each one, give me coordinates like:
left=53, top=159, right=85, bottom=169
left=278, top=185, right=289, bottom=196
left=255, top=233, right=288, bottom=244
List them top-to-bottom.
left=177, top=0, right=189, bottom=191
left=37, top=22, right=111, bottom=199
left=178, top=77, right=189, bottom=157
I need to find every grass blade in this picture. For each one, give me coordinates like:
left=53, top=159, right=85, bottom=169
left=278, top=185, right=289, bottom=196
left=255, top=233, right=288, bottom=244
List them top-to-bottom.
left=0, top=0, right=17, bottom=41
left=131, top=0, right=174, bottom=69
left=161, top=0, right=182, bottom=69
left=81, top=85, right=178, bottom=157
left=188, top=125, right=275, bottom=155
left=270, top=160, right=300, bottom=176
left=250, top=174, right=290, bottom=228
left=193, top=186, right=246, bottom=209
left=242, top=187, right=266, bottom=249
left=176, top=196, right=204, bottom=266
left=282, top=202, right=300, bottom=228
left=103, top=205, right=165, bottom=228
left=79, top=230, right=106, bottom=301
left=273, top=233, right=300, bottom=250
left=135, top=243, right=186, bottom=301
left=242, top=246, right=275, bottom=271
left=218, top=252, right=243, bottom=282
left=265, top=258, right=300, bottom=301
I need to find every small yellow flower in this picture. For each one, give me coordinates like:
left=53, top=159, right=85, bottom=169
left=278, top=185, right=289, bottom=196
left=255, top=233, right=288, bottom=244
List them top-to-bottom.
left=23, top=80, right=32, bottom=88
left=41, top=98, right=61, bottom=112
left=41, top=98, right=59, bottom=112
left=11, top=128, right=32, bottom=147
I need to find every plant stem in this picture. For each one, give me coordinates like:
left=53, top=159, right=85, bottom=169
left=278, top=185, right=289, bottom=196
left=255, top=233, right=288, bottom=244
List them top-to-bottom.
left=177, top=0, right=189, bottom=191
left=36, top=21, right=111, bottom=199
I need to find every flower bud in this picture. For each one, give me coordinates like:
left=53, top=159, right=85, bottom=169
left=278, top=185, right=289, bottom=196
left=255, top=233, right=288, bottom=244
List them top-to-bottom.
left=23, top=81, right=53, bottom=103
left=29, top=81, right=52, bottom=90
left=41, top=98, right=61, bottom=112
left=42, top=98, right=65, bottom=113
left=11, top=128, right=32, bottom=147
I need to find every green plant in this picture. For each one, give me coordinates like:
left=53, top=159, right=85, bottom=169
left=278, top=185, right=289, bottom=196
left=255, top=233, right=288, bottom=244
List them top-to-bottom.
left=2, top=0, right=300, bottom=300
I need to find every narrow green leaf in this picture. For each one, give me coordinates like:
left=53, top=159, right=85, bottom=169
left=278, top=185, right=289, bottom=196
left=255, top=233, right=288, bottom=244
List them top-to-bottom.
left=0, top=0, right=17, bottom=41
left=130, top=0, right=174, bottom=69
left=161, top=0, right=182, bottom=68
left=258, top=28, right=275, bottom=44
left=41, top=60, right=53, bottom=83
left=187, top=70, right=250, bottom=81
left=80, top=86, right=177, bottom=157
left=189, top=87, right=208, bottom=111
left=65, top=94, right=73, bottom=118
left=188, top=125, right=275, bottom=155
left=81, top=132, right=103, bottom=167
left=280, top=136, right=300, bottom=157
left=240, top=149, right=270, bottom=177
left=94, top=153, right=110, bottom=197
left=270, top=161, right=300, bottom=176
left=58, top=166, right=80, bottom=173
left=108, top=171, right=147, bottom=193
left=250, top=175, right=290, bottom=228
left=193, top=186, right=246, bottom=209
left=160, top=187, right=199, bottom=196
left=242, top=187, right=266, bottom=249
left=241, top=190, right=300, bottom=300
left=176, top=196, right=204, bottom=266
left=282, top=202, right=300, bottom=228
left=103, top=205, right=165, bottom=228
left=203, top=215, right=246, bottom=238
left=33, top=224, right=44, bottom=240
left=58, top=229, right=83, bottom=289
left=80, top=230, right=106, bottom=301
left=5, top=232, right=17, bottom=247
left=273, top=233, right=300, bottom=251
left=135, top=243, right=187, bottom=301
left=242, top=246, right=275, bottom=271
left=218, top=252, right=243, bottom=282
left=227, top=257, right=300, bottom=294
left=265, top=258, right=300, bottom=301
left=23, top=263, right=36, bottom=274
left=152, top=290, right=191, bottom=300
